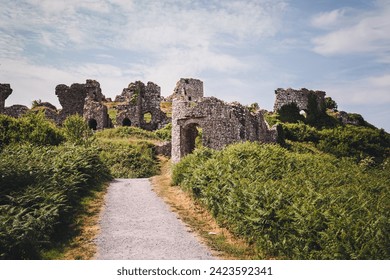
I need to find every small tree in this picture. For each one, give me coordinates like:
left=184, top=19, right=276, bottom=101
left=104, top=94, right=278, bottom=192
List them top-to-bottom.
left=325, top=97, right=338, bottom=111
left=248, top=102, right=260, bottom=113
left=62, top=115, right=94, bottom=145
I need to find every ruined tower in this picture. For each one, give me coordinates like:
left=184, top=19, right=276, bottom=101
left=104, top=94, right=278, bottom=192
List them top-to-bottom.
left=172, top=78, right=204, bottom=102
left=115, top=81, right=169, bottom=130
left=273, top=88, right=326, bottom=112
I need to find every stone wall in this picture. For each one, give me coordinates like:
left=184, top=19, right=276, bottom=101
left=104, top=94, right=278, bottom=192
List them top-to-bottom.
left=172, top=78, right=204, bottom=102
left=54, top=79, right=110, bottom=129
left=116, top=81, right=170, bottom=130
left=55, top=82, right=86, bottom=124
left=0, top=84, right=13, bottom=114
left=274, top=88, right=326, bottom=112
left=83, top=97, right=110, bottom=130
left=171, top=97, right=278, bottom=163
left=4, top=105, right=29, bottom=118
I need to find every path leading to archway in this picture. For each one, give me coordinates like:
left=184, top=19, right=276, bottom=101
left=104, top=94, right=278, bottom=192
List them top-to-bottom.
left=94, top=178, right=214, bottom=259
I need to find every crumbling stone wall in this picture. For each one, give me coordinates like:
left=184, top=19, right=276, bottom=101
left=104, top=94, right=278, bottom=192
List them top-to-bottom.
left=172, top=78, right=204, bottom=102
left=54, top=79, right=110, bottom=129
left=116, top=81, right=169, bottom=130
left=171, top=81, right=278, bottom=163
left=55, top=82, right=86, bottom=124
left=0, top=84, right=13, bottom=114
left=274, top=88, right=326, bottom=112
left=83, top=97, right=110, bottom=130
left=4, top=105, right=29, bottom=118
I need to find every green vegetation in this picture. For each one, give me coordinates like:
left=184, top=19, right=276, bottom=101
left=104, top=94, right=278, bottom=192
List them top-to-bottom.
left=2, top=98, right=389, bottom=260
left=160, top=101, right=172, bottom=118
left=277, top=103, right=304, bottom=123
left=0, top=112, right=64, bottom=150
left=143, top=112, right=152, bottom=123
left=0, top=113, right=163, bottom=259
left=62, top=115, right=94, bottom=146
left=283, top=122, right=390, bottom=164
left=94, top=124, right=171, bottom=178
left=95, top=125, right=171, bottom=141
left=98, top=140, right=158, bottom=178
left=173, top=142, right=390, bottom=259
left=0, top=143, right=111, bottom=259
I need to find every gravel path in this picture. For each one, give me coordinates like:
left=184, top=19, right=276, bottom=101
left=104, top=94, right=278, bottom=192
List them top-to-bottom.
left=95, top=178, right=214, bottom=259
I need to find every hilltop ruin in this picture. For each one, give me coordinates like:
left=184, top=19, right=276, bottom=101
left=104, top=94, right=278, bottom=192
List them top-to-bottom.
left=171, top=79, right=278, bottom=163
left=115, top=81, right=170, bottom=130
left=274, top=88, right=326, bottom=112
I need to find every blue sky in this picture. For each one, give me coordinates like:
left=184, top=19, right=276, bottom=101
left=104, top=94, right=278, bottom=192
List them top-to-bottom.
left=1, top=0, right=389, bottom=131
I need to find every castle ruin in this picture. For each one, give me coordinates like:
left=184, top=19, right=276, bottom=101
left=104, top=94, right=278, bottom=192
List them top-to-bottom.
left=172, top=78, right=204, bottom=102
left=55, top=79, right=111, bottom=129
left=171, top=79, right=278, bottom=163
left=115, top=81, right=170, bottom=130
left=274, top=88, right=326, bottom=112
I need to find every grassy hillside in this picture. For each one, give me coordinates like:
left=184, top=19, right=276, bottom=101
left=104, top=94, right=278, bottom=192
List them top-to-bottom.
left=173, top=107, right=390, bottom=259
left=173, top=142, right=390, bottom=259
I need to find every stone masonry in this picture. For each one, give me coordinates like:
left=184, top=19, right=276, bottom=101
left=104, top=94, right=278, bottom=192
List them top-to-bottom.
left=172, top=78, right=204, bottom=102
left=55, top=79, right=111, bottom=129
left=171, top=79, right=278, bottom=163
left=115, top=81, right=170, bottom=130
left=55, top=82, right=87, bottom=124
left=0, top=84, right=13, bottom=114
left=274, top=88, right=326, bottom=112
left=4, top=105, right=29, bottom=118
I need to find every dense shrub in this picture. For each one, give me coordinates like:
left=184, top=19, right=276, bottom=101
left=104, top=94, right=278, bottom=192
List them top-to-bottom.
left=277, top=103, right=305, bottom=123
left=0, top=112, right=64, bottom=150
left=62, top=115, right=94, bottom=145
left=154, top=123, right=172, bottom=141
left=282, top=123, right=320, bottom=143
left=283, top=123, right=390, bottom=163
left=317, top=126, right=390, bottom=163
left=98, top=140, right=158, bottom=178
left=173, top=142, right=390, bottom=259
left=0, top=144, right=111, bottom=259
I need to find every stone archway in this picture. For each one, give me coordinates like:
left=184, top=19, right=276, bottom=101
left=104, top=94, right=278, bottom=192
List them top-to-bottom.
left=122, top=117, right=131, bottom=126
left=88, top=118, right=97, bottom=130
left=180, top=122, right=201, bottom=159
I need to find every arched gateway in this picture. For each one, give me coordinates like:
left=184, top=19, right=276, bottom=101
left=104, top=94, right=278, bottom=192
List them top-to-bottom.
left=171, top=95, right=279, bottom=163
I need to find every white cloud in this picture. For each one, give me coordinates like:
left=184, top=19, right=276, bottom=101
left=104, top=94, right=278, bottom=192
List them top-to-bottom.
left=1, top=0, right=290, bottom=110
left=311, top=2, right=390, bottom=58
left=311, top=9, right=347, bottom=29
left=0, top=31, right=24, bottom=59
left=323, top=73, right=390, bottom=106
left=368, top=74, right=390, bottom=87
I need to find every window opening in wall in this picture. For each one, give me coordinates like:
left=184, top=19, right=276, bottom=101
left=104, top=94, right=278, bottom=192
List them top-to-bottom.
left=143, top=112, right=152, bottom=124
left=122, top=117, right=131, bottom=126
left=88, top=119, right=97, bottom=130
left=181, top=123, right=202, bottom=158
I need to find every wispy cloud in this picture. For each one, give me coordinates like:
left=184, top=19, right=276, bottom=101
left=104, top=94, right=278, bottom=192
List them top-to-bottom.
left=311, top=1, right=390, bottom=59
left=311, top=8, right=347, bottom=29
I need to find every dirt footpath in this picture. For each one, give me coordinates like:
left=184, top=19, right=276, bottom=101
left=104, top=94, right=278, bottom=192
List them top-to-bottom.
left=94, top=178, right=214, bottom=260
